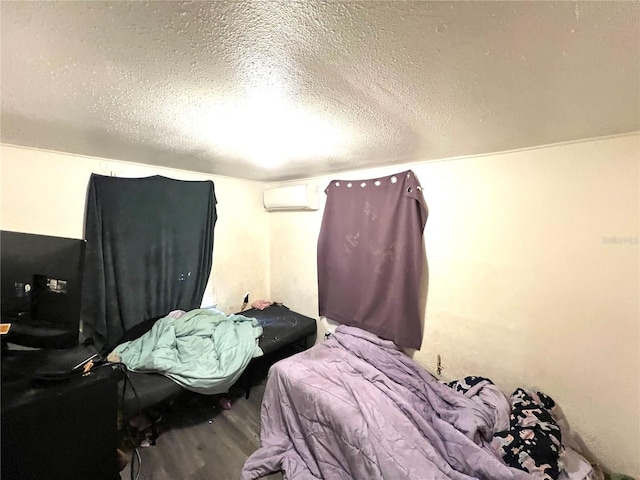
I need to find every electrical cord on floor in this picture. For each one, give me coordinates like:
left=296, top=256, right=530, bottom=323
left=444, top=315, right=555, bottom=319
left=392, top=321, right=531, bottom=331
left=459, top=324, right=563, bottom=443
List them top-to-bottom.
left=108, top=361, right=145, bottom=480
left=112, top=361, right=144, bottom=415
left=130, top=445, right=141, bottom=480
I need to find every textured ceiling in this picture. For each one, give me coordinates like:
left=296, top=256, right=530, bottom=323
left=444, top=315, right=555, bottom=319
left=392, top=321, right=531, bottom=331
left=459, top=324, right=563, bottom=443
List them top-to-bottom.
left=1, top=1, right=638, bottom=181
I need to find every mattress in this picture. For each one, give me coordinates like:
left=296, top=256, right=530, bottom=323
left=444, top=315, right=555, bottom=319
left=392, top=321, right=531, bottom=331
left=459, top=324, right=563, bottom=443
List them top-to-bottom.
left=121, top=304, right=317, bottom=414
left=243, top=304, right=317, bottom=356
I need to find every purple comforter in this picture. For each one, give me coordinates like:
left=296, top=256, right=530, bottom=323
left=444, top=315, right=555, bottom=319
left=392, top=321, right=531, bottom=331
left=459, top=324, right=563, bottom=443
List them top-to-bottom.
left=241, top=326, right=531, bottom=480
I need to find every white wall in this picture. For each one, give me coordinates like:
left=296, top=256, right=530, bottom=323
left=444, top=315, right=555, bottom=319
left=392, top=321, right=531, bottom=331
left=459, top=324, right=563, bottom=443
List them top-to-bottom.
left=269, top=134, right=640, bottom=477
left=2, top=137, right=638, bottom=476
left=0, top=144, right=270, bottom=315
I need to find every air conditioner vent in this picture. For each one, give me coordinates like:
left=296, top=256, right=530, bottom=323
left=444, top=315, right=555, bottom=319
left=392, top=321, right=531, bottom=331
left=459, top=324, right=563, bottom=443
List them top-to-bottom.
left=263, top=184, right=319, bottom=211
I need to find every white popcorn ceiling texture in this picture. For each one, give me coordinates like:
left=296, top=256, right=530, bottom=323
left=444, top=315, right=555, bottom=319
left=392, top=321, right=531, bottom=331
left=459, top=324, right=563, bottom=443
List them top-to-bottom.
left=1, top=1, right=638, bottom=181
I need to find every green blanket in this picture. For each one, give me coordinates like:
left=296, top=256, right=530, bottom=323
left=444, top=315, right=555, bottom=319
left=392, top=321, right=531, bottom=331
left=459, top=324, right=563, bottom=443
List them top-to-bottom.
left=111, top=309, right=263, bottom=395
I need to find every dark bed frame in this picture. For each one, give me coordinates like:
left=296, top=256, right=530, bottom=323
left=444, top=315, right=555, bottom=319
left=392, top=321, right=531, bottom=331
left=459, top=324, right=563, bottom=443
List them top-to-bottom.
left=118, top=304, right=317, bottom=417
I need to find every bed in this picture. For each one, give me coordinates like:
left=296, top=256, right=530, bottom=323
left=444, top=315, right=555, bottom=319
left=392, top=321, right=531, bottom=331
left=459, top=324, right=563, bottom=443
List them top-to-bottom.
left=119, top=304, right=317, bottom=416
left=241, top=325, right=595, bottom=480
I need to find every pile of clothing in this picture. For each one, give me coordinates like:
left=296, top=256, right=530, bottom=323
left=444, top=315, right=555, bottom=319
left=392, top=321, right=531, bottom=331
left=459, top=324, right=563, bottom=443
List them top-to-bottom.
left=447, top=376, right=602, bottom=480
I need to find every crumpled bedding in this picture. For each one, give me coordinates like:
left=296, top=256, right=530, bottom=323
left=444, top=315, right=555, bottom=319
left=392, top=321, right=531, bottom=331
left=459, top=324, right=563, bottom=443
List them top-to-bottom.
left=110, top=308, right=263, bottom=395
left=242, top=325, right=533, bottom=480
left=446, top=376, right=512, bottom=435
left=448, top=378, right=595, bottom=480
left=492, top=388, right=564, bottom=479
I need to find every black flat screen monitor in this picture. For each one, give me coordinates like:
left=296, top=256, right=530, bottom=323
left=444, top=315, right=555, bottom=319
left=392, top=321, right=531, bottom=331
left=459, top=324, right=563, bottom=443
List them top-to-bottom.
left=1, top=231, right=86, bottom=349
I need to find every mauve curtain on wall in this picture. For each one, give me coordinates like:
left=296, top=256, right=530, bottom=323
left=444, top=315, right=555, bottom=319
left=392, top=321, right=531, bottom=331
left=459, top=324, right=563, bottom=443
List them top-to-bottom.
left=317, top=170, right=428, bottom=349
left=81, top=174, right=216, bottom=350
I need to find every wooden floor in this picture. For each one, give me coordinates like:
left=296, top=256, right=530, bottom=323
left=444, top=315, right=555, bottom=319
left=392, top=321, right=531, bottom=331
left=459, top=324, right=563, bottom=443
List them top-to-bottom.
left=119, top=379, right=283, bottom=480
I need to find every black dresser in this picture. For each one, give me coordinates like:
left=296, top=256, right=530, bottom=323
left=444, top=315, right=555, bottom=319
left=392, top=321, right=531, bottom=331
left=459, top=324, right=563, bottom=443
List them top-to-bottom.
left=1, top=346, right=120, bottom=480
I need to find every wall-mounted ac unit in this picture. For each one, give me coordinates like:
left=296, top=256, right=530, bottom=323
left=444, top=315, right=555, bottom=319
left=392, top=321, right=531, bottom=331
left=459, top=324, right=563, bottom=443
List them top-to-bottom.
left=263, top=184, right=319, bottom=211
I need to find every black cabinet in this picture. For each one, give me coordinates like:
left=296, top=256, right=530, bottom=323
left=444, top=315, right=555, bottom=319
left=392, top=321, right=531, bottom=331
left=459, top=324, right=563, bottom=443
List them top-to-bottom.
left=1, top=349, right=119, bottom=480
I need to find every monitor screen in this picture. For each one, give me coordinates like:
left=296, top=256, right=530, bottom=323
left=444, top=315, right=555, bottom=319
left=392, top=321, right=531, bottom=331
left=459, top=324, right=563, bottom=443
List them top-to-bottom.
left=1, top=231, right=86, bottom=349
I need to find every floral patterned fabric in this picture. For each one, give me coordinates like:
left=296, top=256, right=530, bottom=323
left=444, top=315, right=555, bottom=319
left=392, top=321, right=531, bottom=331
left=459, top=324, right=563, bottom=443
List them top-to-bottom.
left=447, top=375, right=494, bottom=394
left=446, top=379, right=564, bottom=480
left=492, top=388, right=564, bottom=480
